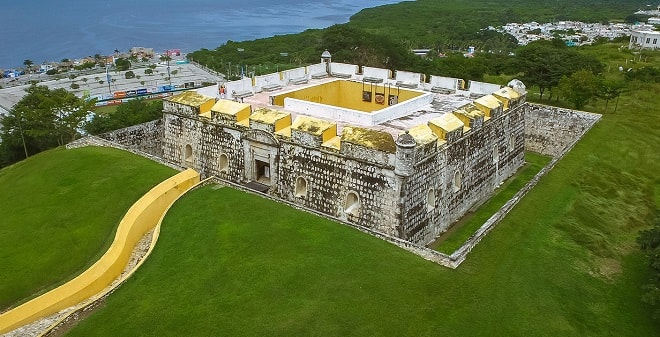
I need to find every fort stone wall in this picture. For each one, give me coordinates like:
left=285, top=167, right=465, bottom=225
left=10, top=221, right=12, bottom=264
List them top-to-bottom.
left=399, top=103, right=526, bottom=245
left=524, top=103, right=601, bottom=157
left=98, top=119, right=163, bottom=157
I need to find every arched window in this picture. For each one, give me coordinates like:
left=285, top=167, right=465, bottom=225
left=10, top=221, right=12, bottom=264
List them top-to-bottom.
left=508, top=135, right=516, bottom=152
left=184, top=144, right=193, bottom=165
left=493, top=146, right=499, bottom=163
left=219, top=153, right=229, bottom=173
left=453, top=171, right=462, bottom=192
left=295, top=176, right=308, bottom=197
left=426, top=188, right=436, bottom=212
left=344, top=192, right=360, bottom=215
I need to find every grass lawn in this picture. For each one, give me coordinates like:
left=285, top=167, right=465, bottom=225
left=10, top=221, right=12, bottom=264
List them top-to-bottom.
left=64, top=43, right=659, bottom=335
left=91, top=104, right=118, bottom=114
left=0, top=146, right=175, bottom=311
left=432, top=151, right=551, bottom=254
left=67, top=165, right=658, bottom=337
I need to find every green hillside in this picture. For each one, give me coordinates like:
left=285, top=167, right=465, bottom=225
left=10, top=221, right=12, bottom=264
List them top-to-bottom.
left=0, top=146, right=175, bottom=311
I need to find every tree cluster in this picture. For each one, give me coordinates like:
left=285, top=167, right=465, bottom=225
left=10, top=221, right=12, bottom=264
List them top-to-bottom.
left=0, top=85, right=95, bottom=167
left=0, top=86, right=165, bottom=168
left=84, top=99, right=163, bottom=135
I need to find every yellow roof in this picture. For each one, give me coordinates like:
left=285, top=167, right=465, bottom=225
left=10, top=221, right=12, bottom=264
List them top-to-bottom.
left=492, top=86, right=521, bottom=100
left=165, top=91, right=214, bottom=107
left=474, top=95, right=502, bottom=109
left=211, top=99, right=251, bottom=116
left=250, top=108, right=290, bottom=125
left=429, top=113, right=464, bottom=133
left=291, top=115, right=336, bottom=136
left=407, top=124, right=438, bottom=145
left=341, top=126, right=396, bottom=153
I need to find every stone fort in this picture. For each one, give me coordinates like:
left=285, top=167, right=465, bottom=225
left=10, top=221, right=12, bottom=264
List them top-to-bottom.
left=94, top=56, right=599, bottom=251
left=159, top=57, right=527, bottom=246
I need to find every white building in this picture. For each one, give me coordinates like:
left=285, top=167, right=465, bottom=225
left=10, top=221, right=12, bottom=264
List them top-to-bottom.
left=629, top=30, right=660, bottom=50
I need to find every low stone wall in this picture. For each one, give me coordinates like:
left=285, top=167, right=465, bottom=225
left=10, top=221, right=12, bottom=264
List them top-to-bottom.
left=524, top=104, right=601, bottom=157
left=98, top=119, right=164, bottom=157
left=66, top=136, right=184, bottom=172
left=0, top=169, right=200, bottom=334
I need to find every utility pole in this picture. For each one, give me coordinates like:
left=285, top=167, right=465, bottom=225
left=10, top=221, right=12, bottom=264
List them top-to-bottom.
left=105, top=64, right=112, bottom=95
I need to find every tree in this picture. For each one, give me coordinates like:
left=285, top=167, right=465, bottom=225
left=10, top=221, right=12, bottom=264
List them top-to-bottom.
left=516, top=40, right=603, bottom=99
left=516, top=40, right=568, bottom=99
left=114, top=58, right=131, bottom=71
left=23, top=59, right=34, bottom=73
left=145, top=68, right=153, bottom=75
left=558, top=69, right=600, bottom=109
left=125, top=71, right=136, bottom=79
left=598, top=79, right=626, bottom=113
left=0, top=85, right=95, bottom=165
left=85, top=99, right=163, bottom=135
left=638, top=214, right=660, bottom=319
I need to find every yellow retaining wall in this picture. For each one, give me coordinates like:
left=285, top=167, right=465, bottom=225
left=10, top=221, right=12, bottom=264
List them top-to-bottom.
left=0, top=169, right=200, bottom=334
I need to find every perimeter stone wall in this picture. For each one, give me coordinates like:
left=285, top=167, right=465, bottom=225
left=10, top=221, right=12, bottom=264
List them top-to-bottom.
left=524, top=103, right=601, bottom=157
left=98, top=119, right=163, bottom=157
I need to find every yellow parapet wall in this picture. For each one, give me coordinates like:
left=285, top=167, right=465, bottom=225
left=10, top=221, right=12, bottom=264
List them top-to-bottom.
left=0, top=169, right=200, bottom=334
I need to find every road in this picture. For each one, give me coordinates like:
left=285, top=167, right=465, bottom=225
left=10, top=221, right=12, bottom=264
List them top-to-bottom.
left=0, top=62, right=224, bottom=115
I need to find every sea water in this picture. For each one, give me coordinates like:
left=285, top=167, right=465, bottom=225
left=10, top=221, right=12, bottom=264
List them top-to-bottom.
left=0, top=0, right=399, bottom=69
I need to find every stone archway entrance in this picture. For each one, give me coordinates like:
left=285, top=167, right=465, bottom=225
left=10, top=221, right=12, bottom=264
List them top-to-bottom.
left=242, top=130, right=279, bottom=188
left=255, top=159, right=271, bottom=184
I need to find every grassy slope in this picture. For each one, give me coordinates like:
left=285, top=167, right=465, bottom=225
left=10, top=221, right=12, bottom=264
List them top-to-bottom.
left=66, top=137, right=659, bottom=337
left=0, top=147, right=175, bottom=311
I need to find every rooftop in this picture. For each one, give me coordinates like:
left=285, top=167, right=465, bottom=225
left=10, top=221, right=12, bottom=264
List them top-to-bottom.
left=186, top=62, right=525, bottom=145
left=199, top=78, right=482, bottom=139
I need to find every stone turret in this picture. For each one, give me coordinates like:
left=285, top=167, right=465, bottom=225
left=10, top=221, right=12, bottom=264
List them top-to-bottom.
left=394, top=131, right=417, bottom=177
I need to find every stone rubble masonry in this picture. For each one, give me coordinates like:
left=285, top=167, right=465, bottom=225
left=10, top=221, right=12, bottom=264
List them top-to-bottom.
left=159, top=93, right=527, bottom=246
left=69, top=97, right=599, bottom=268
left=524, top=103, right=601, bottom=157
left=97, top=119, right=164, bottom=158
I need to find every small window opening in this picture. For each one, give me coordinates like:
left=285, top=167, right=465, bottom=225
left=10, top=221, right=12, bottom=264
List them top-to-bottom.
left=184, top=144, right=193, bottom=165
left=219, top=154, right=229, bottom=173
left=453, top=171, right=462, bottom=192
left=295, top=176, right=308, bottom=197
left=426, top=189, right=436, bottom=212
left=344, top=192, right=360, bottom=215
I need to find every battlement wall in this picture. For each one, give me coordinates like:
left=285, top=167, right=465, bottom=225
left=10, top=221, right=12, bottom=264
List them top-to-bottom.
left=399, top=102, right=526, bottom=244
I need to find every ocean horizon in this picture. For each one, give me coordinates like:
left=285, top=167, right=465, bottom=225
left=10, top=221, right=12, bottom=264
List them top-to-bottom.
left=0, top=0, right=399, bottom=69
